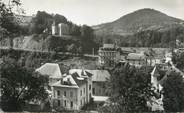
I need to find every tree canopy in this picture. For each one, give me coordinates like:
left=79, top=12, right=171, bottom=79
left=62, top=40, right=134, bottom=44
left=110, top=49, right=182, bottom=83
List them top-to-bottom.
left=0, top=56, right=49, bottom=111
left=100, top=64, right=155, bottom=112
left=162, top=71, right=184, bottom=112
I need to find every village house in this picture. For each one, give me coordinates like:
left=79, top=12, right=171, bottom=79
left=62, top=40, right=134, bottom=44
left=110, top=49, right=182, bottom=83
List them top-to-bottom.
left=98, top=44, right=121, bottom=67
left=126, top=52, right=147, bottom=66
left=51, top=69, right=93, bottom=110
left=87, top=70, right=110, bottom=96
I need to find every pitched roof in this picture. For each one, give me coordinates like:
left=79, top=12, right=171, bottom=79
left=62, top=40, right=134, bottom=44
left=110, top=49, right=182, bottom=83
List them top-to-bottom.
left=103, top=44, right=115, bottom=48
left=127, top=53, right=146, bottom=60
left=36, top=63, right=62, bottom=79
left=151, top=66, right=160, bottom=77
left=69, top=69, right=93, bottom=77
left=87, top=70, right=110, bottom=82
left=51, top=72, right=89, bottom=88
left=71, top=73, right=88, bottom=86
left=51, top=75, right=79, bottom=88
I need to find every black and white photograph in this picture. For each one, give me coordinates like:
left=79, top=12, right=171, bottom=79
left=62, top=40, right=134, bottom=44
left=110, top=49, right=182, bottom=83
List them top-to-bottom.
left=1, top=0, right=184, bottom=112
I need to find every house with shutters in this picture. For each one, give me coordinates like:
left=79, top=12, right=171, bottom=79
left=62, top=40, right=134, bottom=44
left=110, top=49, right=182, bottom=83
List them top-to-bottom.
left=51, top=69, right=93, bottom=110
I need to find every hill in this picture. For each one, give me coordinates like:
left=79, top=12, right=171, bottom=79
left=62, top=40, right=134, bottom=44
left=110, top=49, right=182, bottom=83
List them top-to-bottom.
left=93, top=8, right=184, bottom=36
left=93, top=8, right=184, bottom=48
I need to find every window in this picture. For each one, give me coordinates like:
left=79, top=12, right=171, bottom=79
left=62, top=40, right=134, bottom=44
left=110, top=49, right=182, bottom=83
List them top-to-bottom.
left=89, top=84, right=91, bottom=90
left=83, top=88, right=85, bottom=94
left=92, top=88, right=95, bottom=95
left=54, top=90, right=55, bottom=97
left=57, top=90, right=60, bottom=96
left=80, top=90, right=82, bottom=96
left=64, top=91, right=66, bottom=96
left=70, top=91, right=73, bottom=97
left=89, top=93, right=92, bottom=99
left=83, top=97, right=85, bottom=104
left=58, top=100, right=60, bottom=106
left=64, top=100, right=67, bottom=107
left=80, top=100, right=82, bottom=106
left=70, top=101, right=73, bottom=108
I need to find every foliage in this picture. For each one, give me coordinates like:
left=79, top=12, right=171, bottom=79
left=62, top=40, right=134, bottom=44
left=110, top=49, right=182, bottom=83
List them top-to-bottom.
left=0, top=0, right=25, bottom=34
left=30, top=11, right=53, bottom=34
left=80, top=25, right=99, bottom=54
left=172, top=52, right=184, bottom=71
left=0, top=56, right=49, bottom=111
left=103, top=64, right=155, bottom=112
left=162, top=71, right=184, bottom=112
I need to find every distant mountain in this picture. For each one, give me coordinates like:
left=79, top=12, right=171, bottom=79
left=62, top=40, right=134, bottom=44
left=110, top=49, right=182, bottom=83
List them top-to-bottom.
left=93, top=8, right=184, bottom=36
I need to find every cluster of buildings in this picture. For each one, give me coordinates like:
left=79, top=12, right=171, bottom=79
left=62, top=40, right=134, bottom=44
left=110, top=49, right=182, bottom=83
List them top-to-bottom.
left=98, top=43, right=179, bottom=111
left=98, top=44, right=161, bottom=67
left=35, top=63, right=110, bottom=111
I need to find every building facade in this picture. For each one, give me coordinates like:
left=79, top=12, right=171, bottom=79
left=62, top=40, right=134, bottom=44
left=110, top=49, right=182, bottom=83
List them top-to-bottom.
left=52, top=21, right=69, bottom=36
left=98, top=44, right=121, bottom=67
left=126, top=52, right=147, bottom=66
left=51, top=69, right=93, bottom=110
left=87, top=70, right=110, bottom=96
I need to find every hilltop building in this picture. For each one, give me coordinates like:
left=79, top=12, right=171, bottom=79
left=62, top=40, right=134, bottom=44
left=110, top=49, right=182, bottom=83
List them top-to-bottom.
left=52, top=21, right=69, bottom=36
left=98, top=44, right=121, bottom=67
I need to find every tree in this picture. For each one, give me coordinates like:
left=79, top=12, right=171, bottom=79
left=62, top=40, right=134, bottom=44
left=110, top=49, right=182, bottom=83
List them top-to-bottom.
left=0, top=0, right=23, bottom=47
left=30, top=11, right=53, bottom=34
left=80, top=25, right=98, bottom=54
left=67, top=44, right=77, bottom=55
left=172, top=52, right=184, bottom=71
left=0, top=56, right=49, bottom=111
left=103, top=64, right=155, bottom=112
left=162, top=71, right=184, bottom=112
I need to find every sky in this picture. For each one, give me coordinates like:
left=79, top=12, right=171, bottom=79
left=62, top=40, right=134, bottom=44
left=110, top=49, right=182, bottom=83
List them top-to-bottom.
left=4, top=0, right=184, bottom=25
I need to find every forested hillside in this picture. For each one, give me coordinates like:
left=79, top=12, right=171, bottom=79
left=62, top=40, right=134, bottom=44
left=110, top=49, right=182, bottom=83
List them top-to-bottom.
left=93, top=8, right=184, bottom=48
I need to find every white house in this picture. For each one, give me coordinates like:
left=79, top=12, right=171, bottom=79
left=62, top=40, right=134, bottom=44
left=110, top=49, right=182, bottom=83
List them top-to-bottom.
left=52, top=21, right=69, bottom=36
left=51, top=69, right=93, bottom=110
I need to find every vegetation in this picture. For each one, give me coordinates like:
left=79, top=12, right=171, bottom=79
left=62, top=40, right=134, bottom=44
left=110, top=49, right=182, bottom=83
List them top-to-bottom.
left=93, top=8, right=184, bottom=48
left=172, top=52, right=184, bottom=71
left=0, top=56, right=49, bottom=111
left=99, top=64, right=155, bottom=112
left=162, top=71, right=184, bottom=112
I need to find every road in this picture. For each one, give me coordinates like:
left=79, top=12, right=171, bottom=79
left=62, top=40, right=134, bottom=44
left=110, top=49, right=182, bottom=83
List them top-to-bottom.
left=0, top=46, right=99, bottom=58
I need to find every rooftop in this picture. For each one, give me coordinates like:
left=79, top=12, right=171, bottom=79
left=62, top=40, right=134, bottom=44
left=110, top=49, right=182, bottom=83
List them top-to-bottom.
left=103, top=44, right=115, bottom=48
left=127, top=53, right=146, bottom=60
left=36, top=63, right=62, bottom=79
left=69, top=69, right=93, bottom=78
left=87, top=70, right=110, bottom=82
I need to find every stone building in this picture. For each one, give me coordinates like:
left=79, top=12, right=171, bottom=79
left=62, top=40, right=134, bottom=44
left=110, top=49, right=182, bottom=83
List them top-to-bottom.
left=52, top=21, right=69, bottom=36
left=98, top=44, right=121, bottom=67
